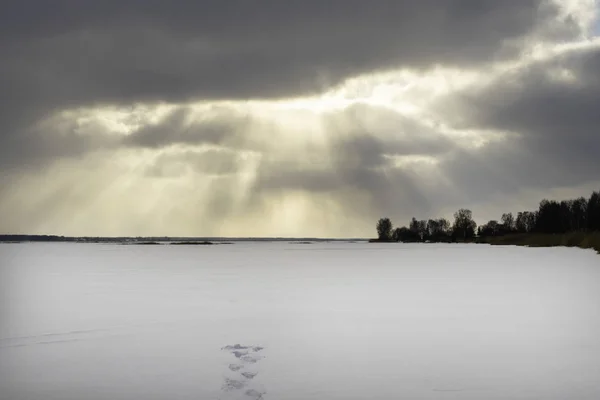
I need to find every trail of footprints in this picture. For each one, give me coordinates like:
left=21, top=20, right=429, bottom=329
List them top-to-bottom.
left=220, top=344, right=267, bottom=399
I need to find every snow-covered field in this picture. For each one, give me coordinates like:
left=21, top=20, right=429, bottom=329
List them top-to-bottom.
left=1, top=242, right=599, bottom=400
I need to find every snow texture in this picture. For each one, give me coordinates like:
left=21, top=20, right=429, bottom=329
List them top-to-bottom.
left=1, top=241, right=599, bottom=399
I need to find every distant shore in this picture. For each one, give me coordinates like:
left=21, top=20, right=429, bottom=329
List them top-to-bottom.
left=476, top=232, right=600, bottom=254
left=368, top=233, right=600, bottom=254
left=3, top=234, right=598, bottom=254
left=0, top=235, right=364, bottom=244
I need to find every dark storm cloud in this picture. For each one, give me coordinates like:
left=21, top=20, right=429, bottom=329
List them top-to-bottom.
left=0, top=0, right=556, bottom=170
left=0, top=0, right=548, bottom=106
left=4, top=0, right=598, bottom=235
left=1, top=1, right=547, bottom=101
left=439, top=45, right=600, bottom=193
left=249, top=46, right=600, bottom=221
left=452, top=46, right=600, bottom=138
left=122, top=105, right=275, bottom=156
left=0, top=113, right=120, bottom=171
left=443, top=139, right=597, bottom=201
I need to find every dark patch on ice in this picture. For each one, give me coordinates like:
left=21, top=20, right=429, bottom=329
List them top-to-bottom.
left=252, top=346, right=264, bottom=352
left=229, top=364, right=244, bottom=372
left=241, top=371, right=257, bottom=379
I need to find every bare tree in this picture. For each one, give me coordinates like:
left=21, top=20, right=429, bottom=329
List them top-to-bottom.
left=452, top=209, right=477, bottom=240
left=501, top=213, right=515, bottom=232
left=376, top=218, right=393, bottom=241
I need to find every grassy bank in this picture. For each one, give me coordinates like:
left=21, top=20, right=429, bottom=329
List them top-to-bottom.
left=477, top=232, right=600, bottom=254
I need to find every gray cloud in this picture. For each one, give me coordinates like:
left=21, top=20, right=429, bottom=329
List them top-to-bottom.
left=2, top=0, right=599, bottom=236
left=0, top=1, right=554, bottom=168
left=243, top=44, right=600, bottom=223
left=438, top=45, right=600, bottom=192
left=452, top=47, right=600, bottom=137
left=126, top=102, right=455, bottom=153
left=127, top=102, right=448, bottom=223
left=247, top=105, right=455, bottom=220
left=124, top=107, right=245, bottom=149
left=0, top=112, right=120, bottom=171
left=145, top=148, right=244, bottom=178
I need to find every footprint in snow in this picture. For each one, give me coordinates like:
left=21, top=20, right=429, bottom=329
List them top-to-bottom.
left=221, top=344, right=266, bottom=398
left=222, top=344, right=250, bottom=351
left=232, top=350, right=248, bottom=358
left=240, top=354, right=263, bottom=364
left=229, top=364, right=244, bottom=372
left=241, top=371, right=257, bottom=379
left=222, top=378, right=246, bottom=391
left=245, top=388, right=266, bottom=399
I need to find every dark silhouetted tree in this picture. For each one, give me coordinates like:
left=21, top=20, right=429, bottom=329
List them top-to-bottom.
left=374, top=189, right=598, bottom=247
left=588, top=191, right=600, bottom=231
left=571, top=197, right=588, bottom=231
left=535, top=200, right=562, bottom=233
left=559, top=200, right=572, bottom=232
left=452, top=209, right=477, bottom=240
left=515, top=211, right=536, bottom=233
left=526, top=211, right=538, bottom=232
left=515, top=212, right=526, bottom=233
left=501, top=213, right=515, bottom=233
left=376, top=218, right=393, bottom=241
left=409, top=218, right=428, bottom=241
left=409, top=218, right=419, bottom=236
left=427, top=218, right=451, bottom=241
left=438, top=218, right=451, bottom=235
left=427, top=219, right=439, bottom=240
left=417, top=220, right=427, bottom=241
left=479, top=220, right=500, bottom=237
left=392, top=227, right=402, bottom=242
left=393, top=227, right=415, bottom=242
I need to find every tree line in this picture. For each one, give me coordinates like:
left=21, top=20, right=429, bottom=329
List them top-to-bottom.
left=376, top=190, right=600, bottom=242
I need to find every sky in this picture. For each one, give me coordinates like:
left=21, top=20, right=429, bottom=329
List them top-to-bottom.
left=1, top=0, right=599, bottom=238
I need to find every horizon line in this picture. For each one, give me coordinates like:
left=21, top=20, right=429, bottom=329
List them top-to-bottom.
left=0, top=234, right=369, bottom=241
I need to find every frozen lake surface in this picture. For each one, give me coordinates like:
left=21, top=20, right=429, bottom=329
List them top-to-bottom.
left=1, top=242, right=599, bottom=399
